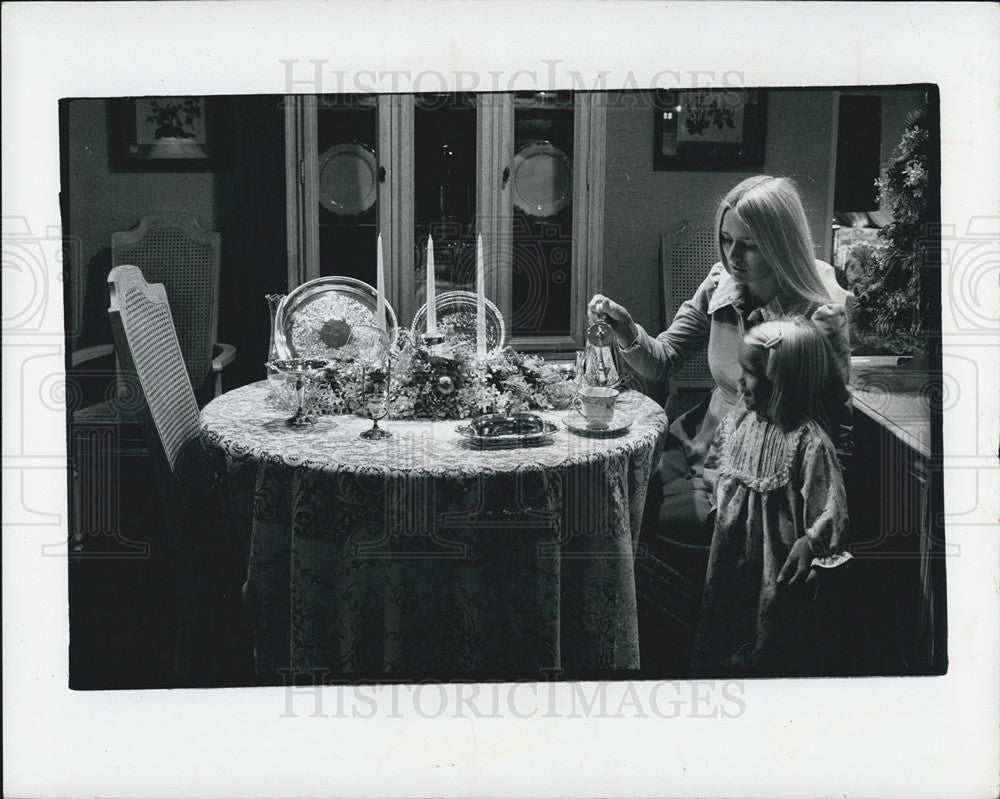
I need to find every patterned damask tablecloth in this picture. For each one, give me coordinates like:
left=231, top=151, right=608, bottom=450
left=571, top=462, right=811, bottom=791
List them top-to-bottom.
left=200, top=381, right=668, bottom=679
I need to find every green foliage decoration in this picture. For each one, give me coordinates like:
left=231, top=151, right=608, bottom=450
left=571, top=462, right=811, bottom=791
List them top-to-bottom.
left=851, top=109, right=937, bottom=354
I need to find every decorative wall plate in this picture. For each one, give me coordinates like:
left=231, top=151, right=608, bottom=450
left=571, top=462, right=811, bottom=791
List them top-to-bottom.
left=510, top=140, right=573, bottom=218
left=318, top=142, right=378, bottom=215
left=275, top=276, right=398, bottom=360
left=410, top=290, right=506, bottom=351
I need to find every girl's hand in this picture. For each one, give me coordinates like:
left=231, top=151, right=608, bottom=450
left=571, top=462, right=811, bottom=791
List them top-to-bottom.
left=587, top=295, right=638, bottom=346
left=777, top=537, right=819, bottom=590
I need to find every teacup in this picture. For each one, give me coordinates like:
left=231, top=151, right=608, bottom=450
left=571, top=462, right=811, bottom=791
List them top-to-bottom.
left=573, top=386, right=619, bottom=429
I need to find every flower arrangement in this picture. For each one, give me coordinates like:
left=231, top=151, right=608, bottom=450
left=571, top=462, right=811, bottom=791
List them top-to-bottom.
left=850, top=108, right=938, bottom=354
left=291, top=330, right=576, bottom=420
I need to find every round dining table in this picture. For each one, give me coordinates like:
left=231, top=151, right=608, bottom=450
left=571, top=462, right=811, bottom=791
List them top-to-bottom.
left=200, top=381, right=668, bottom=680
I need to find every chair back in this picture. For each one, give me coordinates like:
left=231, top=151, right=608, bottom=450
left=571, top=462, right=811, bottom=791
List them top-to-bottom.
left=112, top=214, right=221, bottom=394
left=660, top=217, right=718, bottom=389
left=107, top=264, right=216, bottom=515
left=108, top=264, right=221, bottom=681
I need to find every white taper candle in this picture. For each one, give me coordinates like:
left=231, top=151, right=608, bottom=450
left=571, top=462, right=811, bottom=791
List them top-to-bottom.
left=375, top=233, right=386, bottom=333
left=476, top=233, right=486, bottom=358
left=426, top=235, right=437, bottom=335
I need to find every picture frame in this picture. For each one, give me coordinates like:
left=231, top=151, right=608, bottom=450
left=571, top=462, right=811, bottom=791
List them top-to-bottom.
left=653, top=88, right=766, bottom=171
left=109, top=96, right=223, bottom=172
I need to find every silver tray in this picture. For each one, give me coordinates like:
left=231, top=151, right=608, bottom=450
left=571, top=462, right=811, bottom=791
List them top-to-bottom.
left=275, top=276, right=398, bottom=359
left=411, top=290, right=505, bottom=351
left=457, top=412, right=556, bottom=448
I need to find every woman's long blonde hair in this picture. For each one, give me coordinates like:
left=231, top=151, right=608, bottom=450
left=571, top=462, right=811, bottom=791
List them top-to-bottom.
left=716, top=175, right=831, bottom=305
left=742, top=316, right=834, bottom=434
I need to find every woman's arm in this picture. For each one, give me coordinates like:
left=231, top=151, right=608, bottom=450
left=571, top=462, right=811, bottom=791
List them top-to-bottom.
left=593, top=264, right=721, bottom=383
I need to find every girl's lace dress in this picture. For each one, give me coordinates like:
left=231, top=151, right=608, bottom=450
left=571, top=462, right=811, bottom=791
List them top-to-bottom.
left=691, top=406, right=849, bottom=675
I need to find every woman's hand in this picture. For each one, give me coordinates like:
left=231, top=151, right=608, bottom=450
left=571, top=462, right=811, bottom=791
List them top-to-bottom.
left=587, top=295, right=639, bottom=347
left=777, top=536, right=819, bottom=591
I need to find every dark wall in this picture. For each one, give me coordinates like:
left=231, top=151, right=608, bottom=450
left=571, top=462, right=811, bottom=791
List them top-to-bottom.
left=601, top=87, right=929, bottom=335
left=213, top=95, right=288, bottom=389
left=63, top=96, right=287, bottom=390
left=65, top=99, right=216, bottom=350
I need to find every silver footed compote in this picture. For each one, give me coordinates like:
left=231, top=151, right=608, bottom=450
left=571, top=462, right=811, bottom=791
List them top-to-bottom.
left=348, top=325, right=392, bottom=440
left=267, top=357, right=329, bottom=428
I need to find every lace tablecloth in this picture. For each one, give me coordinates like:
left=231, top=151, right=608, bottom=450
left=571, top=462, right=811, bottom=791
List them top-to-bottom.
left=200, top=381, right=668, bottom=679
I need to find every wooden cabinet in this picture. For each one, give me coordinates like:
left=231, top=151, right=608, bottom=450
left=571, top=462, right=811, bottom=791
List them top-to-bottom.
left=284, top=92, right=606, bottom=352
left=847, top=359, right=947, bottom=675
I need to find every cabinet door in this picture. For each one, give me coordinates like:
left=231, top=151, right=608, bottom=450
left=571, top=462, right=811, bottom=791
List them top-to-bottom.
left=410, top=90, right=606, bottom=352
left=287, top=91, right=605, bottom=349
left=501, top=91, right=606, bottom=353
left=411, top=92, right=481, bottom=327
left=285, top=93, right=391, bottom=303
left=284, top=94, right=319, bottom=290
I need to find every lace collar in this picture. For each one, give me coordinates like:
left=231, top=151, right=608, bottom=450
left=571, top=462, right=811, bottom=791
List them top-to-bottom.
left=718, top=407, right=807, bottom=492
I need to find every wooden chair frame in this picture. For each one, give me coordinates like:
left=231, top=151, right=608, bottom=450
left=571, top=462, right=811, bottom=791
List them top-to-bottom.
left=106, top=264, right=223, bottom=683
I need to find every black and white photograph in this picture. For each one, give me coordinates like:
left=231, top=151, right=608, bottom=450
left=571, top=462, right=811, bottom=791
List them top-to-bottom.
left=4, top=2, right=998, bottom=798
left=62, top=85, right=945, bottom=688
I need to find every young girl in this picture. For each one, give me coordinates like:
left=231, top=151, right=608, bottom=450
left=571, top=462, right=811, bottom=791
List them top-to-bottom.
left=691, top=316, right=852, bottom=676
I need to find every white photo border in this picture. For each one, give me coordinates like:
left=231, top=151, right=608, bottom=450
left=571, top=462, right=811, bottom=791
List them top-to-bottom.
left=3, top=2, right=998, bottom=797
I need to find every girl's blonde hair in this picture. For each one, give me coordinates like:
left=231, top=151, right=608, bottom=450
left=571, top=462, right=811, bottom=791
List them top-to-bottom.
left=716, top=176, right=831, bottom=305
left=742, top=316, right=833, bottom=433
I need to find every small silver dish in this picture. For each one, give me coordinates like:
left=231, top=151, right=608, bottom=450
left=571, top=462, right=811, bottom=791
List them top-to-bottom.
left=457, top=412, right=557, bottom=448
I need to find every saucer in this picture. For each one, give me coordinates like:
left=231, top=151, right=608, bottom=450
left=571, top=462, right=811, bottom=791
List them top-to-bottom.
left=562, top=413, right=632, bottom=436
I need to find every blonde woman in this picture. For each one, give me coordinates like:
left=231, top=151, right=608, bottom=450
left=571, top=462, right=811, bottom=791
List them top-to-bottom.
left=589, top=176, right=853, bottom=636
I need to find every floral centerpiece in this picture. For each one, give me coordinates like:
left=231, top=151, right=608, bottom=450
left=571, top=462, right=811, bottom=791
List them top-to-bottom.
left=290, top=330, right=576, bottom=421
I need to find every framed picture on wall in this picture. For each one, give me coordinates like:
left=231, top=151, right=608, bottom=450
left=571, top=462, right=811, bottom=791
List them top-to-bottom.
left=653, top=89, right=766, bottom=171
left=109, top=96, right=223, bottom=171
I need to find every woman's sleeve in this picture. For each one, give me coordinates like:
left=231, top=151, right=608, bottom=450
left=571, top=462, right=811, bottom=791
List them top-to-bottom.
left=619, top=264, right=722, bottom=382
left=810, top=303, right=854, bottom=466
left=800, top=433, right=849, bottom=561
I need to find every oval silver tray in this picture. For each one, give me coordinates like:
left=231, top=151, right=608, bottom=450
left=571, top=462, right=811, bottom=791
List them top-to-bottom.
left=275, top=276, right=398, bottom=360
left=411, top=290, right=505, bottom=351
left=457, top=412, right=557, bottom=448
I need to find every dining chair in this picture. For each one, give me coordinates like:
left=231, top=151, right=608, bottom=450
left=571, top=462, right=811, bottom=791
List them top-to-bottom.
left=104, top=213, right=235, bottom=404
left=637, top=217, right=719, bottom=674
left=659, top=217, right=719, bottom=395
left=106, top=264, right=247, bottom=685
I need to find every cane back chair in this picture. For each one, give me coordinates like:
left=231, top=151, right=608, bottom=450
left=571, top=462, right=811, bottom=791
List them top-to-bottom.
left=111, top=213, right=235, bottom=402
left=660, top=217, right=855, bottom=385
left=106, top=264, right=240, bottom=684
